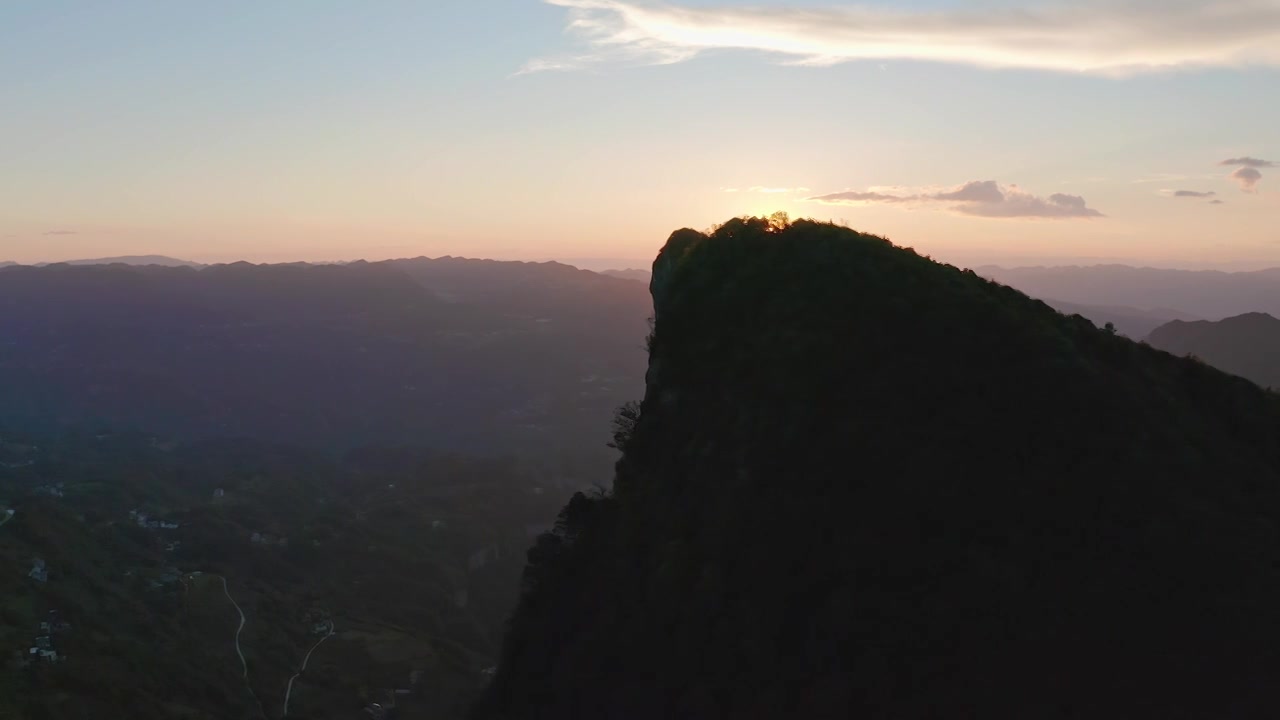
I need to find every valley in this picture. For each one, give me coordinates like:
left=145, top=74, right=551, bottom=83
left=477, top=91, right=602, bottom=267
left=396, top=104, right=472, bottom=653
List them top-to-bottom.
left=0, top=430, right=576, bottom=718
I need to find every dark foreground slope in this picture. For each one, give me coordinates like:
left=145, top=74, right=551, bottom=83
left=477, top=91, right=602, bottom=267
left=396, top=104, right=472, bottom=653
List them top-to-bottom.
left=479, top=218, right=1280, bottom=720
left=1148, top=312, right=1280, bottom=389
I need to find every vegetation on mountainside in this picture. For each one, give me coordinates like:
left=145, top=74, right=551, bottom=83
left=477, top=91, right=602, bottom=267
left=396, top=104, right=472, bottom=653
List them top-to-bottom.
left=479, top=217, right=1280, bottom=719
left=0, top=430, right=576, bottom=719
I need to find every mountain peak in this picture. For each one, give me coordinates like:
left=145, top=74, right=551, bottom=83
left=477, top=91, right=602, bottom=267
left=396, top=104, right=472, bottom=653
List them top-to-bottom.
left=482, top=218, right=1280, bottom=719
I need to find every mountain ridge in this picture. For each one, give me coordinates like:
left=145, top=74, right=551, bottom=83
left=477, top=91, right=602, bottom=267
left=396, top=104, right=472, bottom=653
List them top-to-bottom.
left=480, top=218, right=1280, bottom=719
left=1148, top=312, right=1280, bottom=389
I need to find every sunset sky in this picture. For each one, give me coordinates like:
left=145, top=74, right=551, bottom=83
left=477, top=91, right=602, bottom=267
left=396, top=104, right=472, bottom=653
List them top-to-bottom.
left=2, top=1, right=1277, bottom=269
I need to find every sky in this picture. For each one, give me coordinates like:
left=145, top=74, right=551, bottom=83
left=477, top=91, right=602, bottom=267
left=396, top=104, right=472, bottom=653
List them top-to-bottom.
left=1, top=0, right=1278, bottom=269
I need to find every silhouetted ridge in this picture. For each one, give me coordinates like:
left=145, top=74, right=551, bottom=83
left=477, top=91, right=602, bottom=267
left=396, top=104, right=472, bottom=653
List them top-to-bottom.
left=480, top=218, right=1280, bottom=720
left=1149, top=312, right=1280, bottom=388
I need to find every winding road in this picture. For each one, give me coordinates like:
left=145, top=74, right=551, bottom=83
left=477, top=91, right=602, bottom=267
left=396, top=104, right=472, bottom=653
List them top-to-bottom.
left=211, top=574, right=264, bottom=717
left=219, top=575, right=249, bottom=679
left=282, top=621, right=336, bottom=717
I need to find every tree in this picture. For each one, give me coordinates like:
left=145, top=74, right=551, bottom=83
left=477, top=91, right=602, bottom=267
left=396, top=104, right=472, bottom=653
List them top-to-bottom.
left=607, top=401, right=641, bottom=452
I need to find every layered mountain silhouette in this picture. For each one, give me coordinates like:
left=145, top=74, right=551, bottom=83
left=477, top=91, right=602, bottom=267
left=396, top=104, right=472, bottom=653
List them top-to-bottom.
left=480, top=219, right=1280, bottom=719
left=49, top=255, right=205, bottom=268
left=0, top=258, right=649, bottom=462
left=978, top=264, right=1280, bottom=320
left=600, top=268, right=652, bottom=282
left=1039, top=299, right=1199, bottom=339
left=1148, top=312, right=1280, bottom=389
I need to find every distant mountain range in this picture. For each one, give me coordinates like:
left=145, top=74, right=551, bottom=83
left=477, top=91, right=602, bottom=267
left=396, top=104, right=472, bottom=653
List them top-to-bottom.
left=50, top=254, right=205, bottom=268
left=0, top=255, right=205, bottom=268
left=0, top=257, right=651, bottom=466
left=977, top=264, right=1280, bottom=320
left=601, top=268, right=651, bottom=282
left=1039, top=299, right=1201, bottom=339
left=1148, top=312, right=1280, bottom=389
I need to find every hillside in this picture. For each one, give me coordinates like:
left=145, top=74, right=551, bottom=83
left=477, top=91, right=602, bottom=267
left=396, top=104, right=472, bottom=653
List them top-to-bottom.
left=480, top=218, right=1280, bottom=719
left=0, top=258, right=649, bottom=469
left=1148, top=313, right=1280, bottom=389
left=0, top=429, right=574, bottom=719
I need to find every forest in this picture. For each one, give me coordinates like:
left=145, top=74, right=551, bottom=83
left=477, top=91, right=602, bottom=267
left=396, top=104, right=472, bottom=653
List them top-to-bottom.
left=0, top=429, right=573, bottom=719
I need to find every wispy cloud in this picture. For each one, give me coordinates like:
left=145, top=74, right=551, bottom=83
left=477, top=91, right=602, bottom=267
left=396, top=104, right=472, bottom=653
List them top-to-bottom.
left=528, top=0, right=1280, bottom=75
left=1221, top=157, right=1276, bottom=168
left=808, top=180, right=1103, bottom=219
left=723, top=186, right=810, bottom=194
left=1172, top=190, right=1217, bottom=198
left=43, top=230, right=77, bottom=236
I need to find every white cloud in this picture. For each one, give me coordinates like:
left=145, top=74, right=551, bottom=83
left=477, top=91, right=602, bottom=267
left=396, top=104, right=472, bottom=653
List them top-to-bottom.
left=527, top=0, right=1280, bottom=75
left=808, top=181, right=1104, bottom=219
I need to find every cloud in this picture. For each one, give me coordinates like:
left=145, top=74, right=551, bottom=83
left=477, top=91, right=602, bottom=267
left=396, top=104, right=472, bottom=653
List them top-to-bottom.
left=527, top=0, right=1280, bottom=75
left=1221, top=157, right=1276, bottom=168
left=1230, top=166, right=1264, bottom=192
left=932, top=180, right=1005, bottom=203
left=808, top=181, right=1103, bottom=219
left=722, top=186, right=810, bottom=194
left=810, top=190, right=915, bottom=204
left=1172, top=190, right=1217, bottom=197
left=1210, top=199, right=1226, bottom=204
left=42, top=230, right=77, bottom=236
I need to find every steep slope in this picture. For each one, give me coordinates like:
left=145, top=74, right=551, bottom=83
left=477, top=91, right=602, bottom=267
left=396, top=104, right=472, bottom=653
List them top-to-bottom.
left=481, top=218, right=1280, bottom=719
left=1148, top=312, right=1280, bottom=388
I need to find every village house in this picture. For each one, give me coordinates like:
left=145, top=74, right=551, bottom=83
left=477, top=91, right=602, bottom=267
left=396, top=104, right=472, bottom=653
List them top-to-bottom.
left=213, top=488, right=225, bottom=498
left=28, top=558, right=47, bottom=583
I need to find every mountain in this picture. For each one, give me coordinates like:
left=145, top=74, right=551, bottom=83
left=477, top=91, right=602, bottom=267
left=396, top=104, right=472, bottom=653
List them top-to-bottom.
left=481, top=218, right=1280, bottom=719
left=47, top=255, right=205, bottom=268
left=0, top=258, right=650, bottom=469
left=0, top=262, right=14, bottom=268
left=977, top=264, right=1280, bottom=320
left=600, top=269, right=651, bottom=283
left=1040, top=299, right=1200, bottom=339
left=1148, top=312, right=1280, bottom=389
